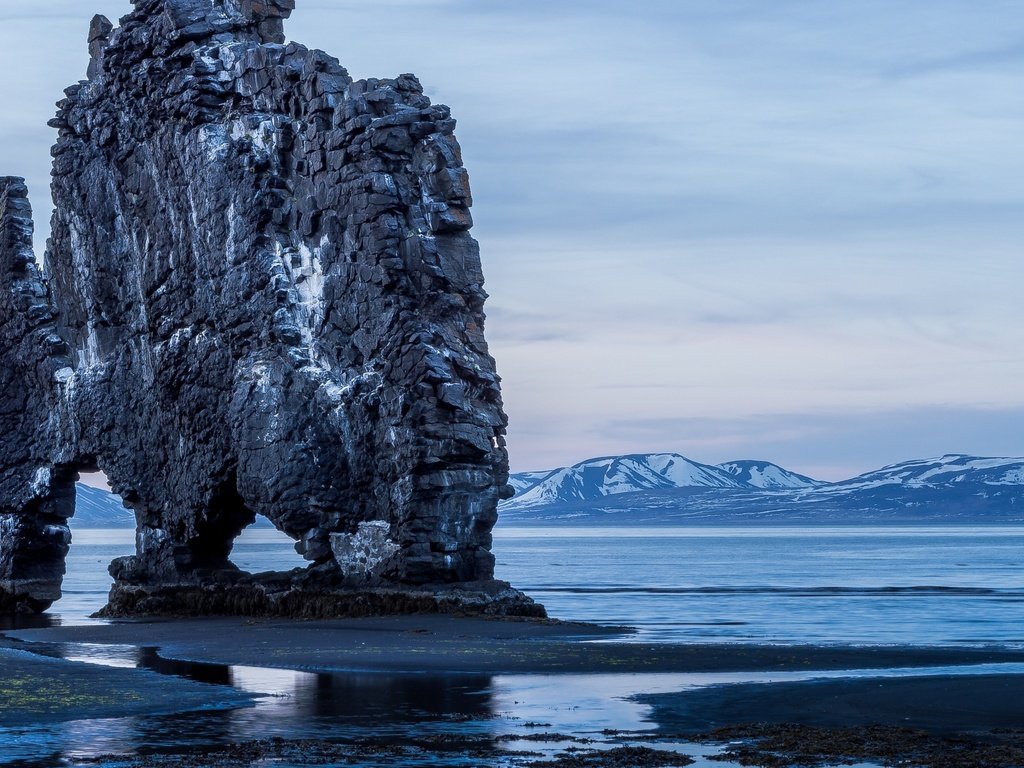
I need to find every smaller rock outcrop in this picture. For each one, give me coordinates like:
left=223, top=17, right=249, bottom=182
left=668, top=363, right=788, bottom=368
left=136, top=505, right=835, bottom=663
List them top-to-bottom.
left=0, top=179, right=74, bottom=613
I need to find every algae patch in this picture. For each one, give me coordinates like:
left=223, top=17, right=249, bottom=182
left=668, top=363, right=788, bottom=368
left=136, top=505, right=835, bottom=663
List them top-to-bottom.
left=0, top=649, right=251, bottom=726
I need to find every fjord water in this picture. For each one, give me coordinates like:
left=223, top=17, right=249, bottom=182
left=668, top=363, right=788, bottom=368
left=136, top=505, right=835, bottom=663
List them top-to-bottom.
left=62, top=525, right=1024, bottom=647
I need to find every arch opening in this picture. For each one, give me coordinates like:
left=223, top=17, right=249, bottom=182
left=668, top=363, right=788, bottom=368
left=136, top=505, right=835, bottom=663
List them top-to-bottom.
left=59, top=467, right=134, bottom=618
left=74, top=469, right=135, bottom=528
left=231, top=516, right=309, bottom=575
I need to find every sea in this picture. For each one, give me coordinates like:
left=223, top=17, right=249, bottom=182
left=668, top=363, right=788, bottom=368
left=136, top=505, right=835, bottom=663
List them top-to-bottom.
left=3, top=525, right=1023, bottom=767
left=60, top=525, right=1024, bottom=647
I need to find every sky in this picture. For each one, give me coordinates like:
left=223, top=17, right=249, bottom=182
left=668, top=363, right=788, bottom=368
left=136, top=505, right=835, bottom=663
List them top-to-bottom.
left=1, top=1, right=1022, bottom=481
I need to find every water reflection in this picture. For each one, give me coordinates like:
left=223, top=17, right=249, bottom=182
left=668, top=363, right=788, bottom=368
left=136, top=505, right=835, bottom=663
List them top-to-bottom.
left=0, top=614, right=61, bottom=633
left=134, top=648, right=499, bottom=740
left=62, top=717, right=139, bottom=761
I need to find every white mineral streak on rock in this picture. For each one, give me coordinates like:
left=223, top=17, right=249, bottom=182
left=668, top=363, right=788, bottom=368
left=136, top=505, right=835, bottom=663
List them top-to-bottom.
left=230, top=118, right=277, bottom=153
left=200, top=124, right=230, bottom=163
left=225, top=200, right=237, bottom=266
left=291, top=242, right=324, bottom=342
left=83, top=321, right=101, bottom=370
left=168, top=327, right=193, bottom=349
left=250, top=362, right=272, bottom=394
left=31, top=467, right=52, bottom=495
left=330, top=521, right=401, bottom=582
left=137, top=526, right=169, bottom=556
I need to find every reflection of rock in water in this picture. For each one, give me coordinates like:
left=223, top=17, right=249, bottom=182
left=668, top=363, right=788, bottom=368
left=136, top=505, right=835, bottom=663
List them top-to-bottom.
left=0, top=1, right=541, bottom=619
left=134, top=645, right=498, bottom=748
left=138, top=645, right=496, bottom=722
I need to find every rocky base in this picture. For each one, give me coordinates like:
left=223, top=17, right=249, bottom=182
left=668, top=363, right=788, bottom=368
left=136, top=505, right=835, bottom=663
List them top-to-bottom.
left=97, top=576, right=546, bottom=620
left=0, top=586, right=55, bottom=615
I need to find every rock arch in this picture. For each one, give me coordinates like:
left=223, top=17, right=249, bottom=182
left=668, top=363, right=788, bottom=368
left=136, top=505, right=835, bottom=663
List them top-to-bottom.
left=0, top=1, right=540, bottom=618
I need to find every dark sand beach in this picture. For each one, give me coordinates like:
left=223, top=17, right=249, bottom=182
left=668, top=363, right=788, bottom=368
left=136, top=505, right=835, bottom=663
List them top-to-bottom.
left=10, top=615, right=1024, bottom=675
left=644, top=672, right=1024, bottom=733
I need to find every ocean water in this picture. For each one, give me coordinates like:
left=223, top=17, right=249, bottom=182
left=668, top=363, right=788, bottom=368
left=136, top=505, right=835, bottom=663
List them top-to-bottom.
left=58, top=525, right=1024, bottom=647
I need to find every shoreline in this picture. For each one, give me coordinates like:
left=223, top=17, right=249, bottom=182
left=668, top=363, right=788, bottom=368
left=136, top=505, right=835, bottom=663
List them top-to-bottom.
left=10, top=615, right=1024, bottom=676
left=0, top=644, right=253, bottom=727
left=643, top=672, right=1024, bottom=735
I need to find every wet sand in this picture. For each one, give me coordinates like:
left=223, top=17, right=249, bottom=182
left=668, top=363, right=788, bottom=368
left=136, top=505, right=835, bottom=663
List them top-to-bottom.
left=9, top=615, right=1024, bottom=675
left=0, top=644, right=252, bottom=727
left=643, top=673, right=1024, bottom=733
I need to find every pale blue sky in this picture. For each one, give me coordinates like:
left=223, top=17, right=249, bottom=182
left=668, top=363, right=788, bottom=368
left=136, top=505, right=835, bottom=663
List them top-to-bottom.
left=1, top=1, right=1022, bottom=480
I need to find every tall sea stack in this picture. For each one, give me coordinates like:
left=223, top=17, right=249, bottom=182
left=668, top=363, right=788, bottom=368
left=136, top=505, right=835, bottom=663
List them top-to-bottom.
left=0, top=0, right=541, bottom=618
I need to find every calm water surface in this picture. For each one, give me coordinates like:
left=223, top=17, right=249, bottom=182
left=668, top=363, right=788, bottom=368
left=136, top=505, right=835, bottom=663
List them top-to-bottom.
left=60, top=525, right=1024, bottom=646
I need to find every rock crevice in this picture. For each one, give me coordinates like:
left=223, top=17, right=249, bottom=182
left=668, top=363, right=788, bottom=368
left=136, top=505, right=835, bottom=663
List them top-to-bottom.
left=0, top=0, right=538, bottom=618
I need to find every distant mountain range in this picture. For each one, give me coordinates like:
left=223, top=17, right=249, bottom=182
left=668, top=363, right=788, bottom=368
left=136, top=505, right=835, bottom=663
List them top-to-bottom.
left=69, top=453, right=1024, bottom=528
left=500, top=453, right=1024, bottom=525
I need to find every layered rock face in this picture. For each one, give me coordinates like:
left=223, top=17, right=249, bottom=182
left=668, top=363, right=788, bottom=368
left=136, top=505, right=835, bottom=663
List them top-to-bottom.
left=0, top=0, right=538, bottom=617
left=0, top=180, right=75, bottom=613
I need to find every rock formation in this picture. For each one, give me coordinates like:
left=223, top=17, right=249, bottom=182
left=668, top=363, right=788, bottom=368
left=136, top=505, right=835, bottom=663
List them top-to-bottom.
left=0, top=0, right=542, bottom=618
left=0, top=179, right=76, bottom=613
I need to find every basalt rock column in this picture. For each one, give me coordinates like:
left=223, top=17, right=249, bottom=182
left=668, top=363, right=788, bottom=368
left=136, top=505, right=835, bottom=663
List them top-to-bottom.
left=0, top=0, right=534, bottom=617
left=0, top=179, right=74, bottom=613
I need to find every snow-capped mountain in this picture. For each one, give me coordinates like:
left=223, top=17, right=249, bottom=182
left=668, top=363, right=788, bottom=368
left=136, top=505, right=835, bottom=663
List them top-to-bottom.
left=501, top=453, right=1024, bottom=525
left=505, top=453, right=746, bottom=510
left=505, top=453, right=819, bottom=510
left=829, top=454, right=1024, bottom=490
left=718, top=460, right=821, bottom=489
left=508, top=470, right=554, bottom=495
left=72, top=483, right=135, bottom=528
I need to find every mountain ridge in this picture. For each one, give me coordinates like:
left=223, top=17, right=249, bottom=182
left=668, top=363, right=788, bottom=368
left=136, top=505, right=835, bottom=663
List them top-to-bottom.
left=501, top=452, right=1024, bottom=525
left=506, top=453, right=826, bottom=510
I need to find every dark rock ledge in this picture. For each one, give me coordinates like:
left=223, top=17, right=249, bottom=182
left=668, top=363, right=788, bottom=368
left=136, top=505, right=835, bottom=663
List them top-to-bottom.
left=0, top=0, right=536, bottom=619
left=98, top=576, right=546, bottom=620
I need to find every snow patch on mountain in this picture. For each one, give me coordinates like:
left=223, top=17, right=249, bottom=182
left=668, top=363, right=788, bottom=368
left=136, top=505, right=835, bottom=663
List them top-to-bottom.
left=832, top=454, right=1024, bottom=490
left=717, top=460, right=822, bottom=489
left=508, top=470, right=553, bottom=495
left=72, top=483, right=135, bottom=528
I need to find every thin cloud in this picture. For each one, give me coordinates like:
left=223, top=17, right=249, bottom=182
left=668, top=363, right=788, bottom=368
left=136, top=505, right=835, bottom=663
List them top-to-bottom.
left=882, top=40, right=1024, bottom=79
left=588, top=407, right=1024, bottom=482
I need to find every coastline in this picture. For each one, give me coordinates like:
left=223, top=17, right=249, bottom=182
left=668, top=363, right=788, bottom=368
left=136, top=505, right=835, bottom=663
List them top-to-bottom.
left=10, top=615, right=1024, bottom=675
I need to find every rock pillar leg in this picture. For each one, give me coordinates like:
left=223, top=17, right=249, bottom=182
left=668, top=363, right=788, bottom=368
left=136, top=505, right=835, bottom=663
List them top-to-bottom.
left=0, top=179, right=75, bottom=613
